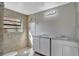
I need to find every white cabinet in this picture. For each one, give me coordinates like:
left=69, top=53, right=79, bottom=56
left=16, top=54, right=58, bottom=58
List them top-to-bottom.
left=33, top=37, right=39, bottom=52
left=33, top=37, right=50, bottom=56
left=33, top=37, right=79, bottom=56
left=39, top=37, right=50, bottom=56
left=51, top=40, right=78, bottom=56
left=51, top=40, right=63, bottom=56
left=63, top=46, right=78, bottom=56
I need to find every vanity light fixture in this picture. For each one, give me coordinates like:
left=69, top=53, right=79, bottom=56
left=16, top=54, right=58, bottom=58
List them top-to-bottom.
left=45, top=10, right=56, bottom=16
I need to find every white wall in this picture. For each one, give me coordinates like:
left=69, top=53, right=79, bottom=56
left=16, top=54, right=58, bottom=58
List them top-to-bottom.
left=76, top=2, right=79, bottom=40
left=29, top=3, right=76, bottom=38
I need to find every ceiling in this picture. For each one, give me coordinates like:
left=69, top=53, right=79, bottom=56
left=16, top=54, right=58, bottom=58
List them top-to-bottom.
left=4, top=2, right=70, bottom=15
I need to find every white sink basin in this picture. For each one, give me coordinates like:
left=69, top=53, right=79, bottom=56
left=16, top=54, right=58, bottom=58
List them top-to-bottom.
left=59, top=37, right=69, bottom=40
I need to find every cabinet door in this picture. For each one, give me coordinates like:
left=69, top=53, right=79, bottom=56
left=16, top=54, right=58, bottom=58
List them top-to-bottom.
left=33, top=37, right=39, bottom=52
left=39, top=38, right=50, bottom=56
left=51, top=40, right=63, bottom=56
left=63, top=46, right=78, bottom=56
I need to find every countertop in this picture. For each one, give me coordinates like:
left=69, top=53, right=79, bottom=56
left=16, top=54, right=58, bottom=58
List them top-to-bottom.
left=33, top=35, right=79, bottom=43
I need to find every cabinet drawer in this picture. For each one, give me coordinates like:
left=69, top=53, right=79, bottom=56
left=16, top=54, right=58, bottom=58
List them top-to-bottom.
left=53, top=40, right=78, bottom=48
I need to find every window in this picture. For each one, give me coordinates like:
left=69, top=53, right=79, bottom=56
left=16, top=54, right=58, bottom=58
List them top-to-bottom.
left=3, top=17, right=23, bottom=32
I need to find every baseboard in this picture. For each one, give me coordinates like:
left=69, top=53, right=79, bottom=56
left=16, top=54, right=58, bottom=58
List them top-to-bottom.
left=34, top=51, right=46, bottom=56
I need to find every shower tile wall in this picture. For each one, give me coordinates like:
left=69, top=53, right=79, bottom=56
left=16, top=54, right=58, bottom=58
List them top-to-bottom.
left=0, top=2, right=4, bottom=55
left=0, top=7, right=30, bottom=55
left=2, top=8, right=28, bottom=54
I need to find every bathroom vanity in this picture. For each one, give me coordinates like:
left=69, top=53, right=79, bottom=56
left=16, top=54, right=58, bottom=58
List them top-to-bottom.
left=33, top=36, right=79, bottom=56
